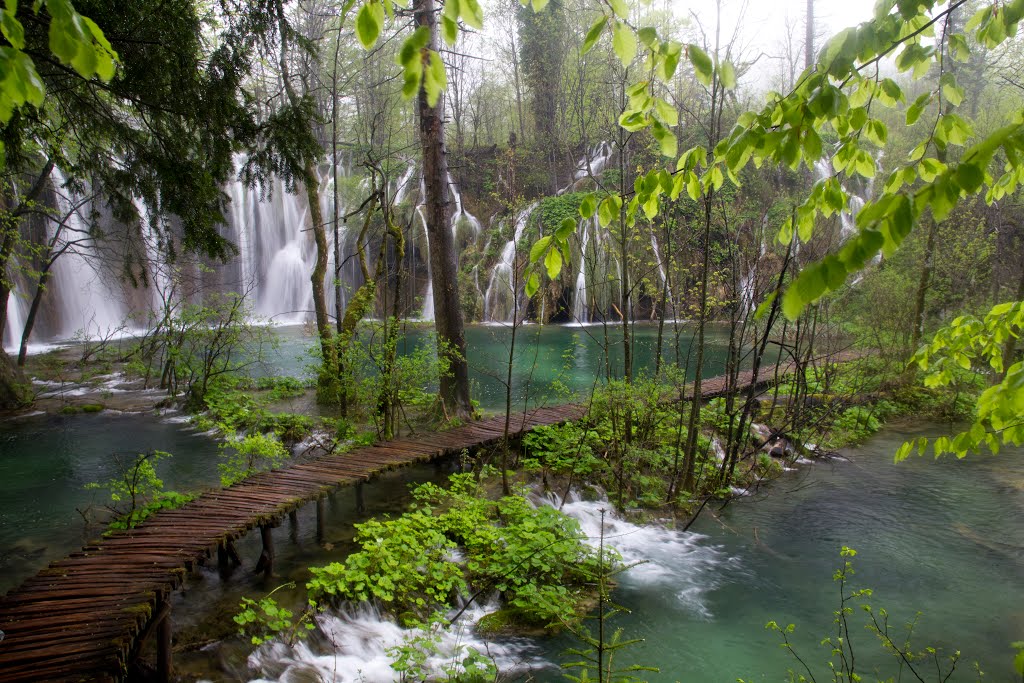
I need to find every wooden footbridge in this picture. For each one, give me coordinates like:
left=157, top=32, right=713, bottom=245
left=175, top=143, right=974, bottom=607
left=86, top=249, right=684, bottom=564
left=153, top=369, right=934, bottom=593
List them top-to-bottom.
left=0, top=352, right=845, bottom=682
left=0, top=404, right=587, bottom=682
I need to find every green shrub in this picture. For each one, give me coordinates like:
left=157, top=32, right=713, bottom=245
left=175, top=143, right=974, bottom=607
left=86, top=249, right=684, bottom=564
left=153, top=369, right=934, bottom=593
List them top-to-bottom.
left=219, top=432, right=290, bottom=487
left=307, top=473, right=608, bottom=628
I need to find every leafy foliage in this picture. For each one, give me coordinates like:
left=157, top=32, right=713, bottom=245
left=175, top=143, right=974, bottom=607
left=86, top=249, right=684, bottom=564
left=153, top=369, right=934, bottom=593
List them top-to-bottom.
left=0, top=0, right=117, bottom=159
left=897, top=301, right=1024, bottom=460
left=218, top=432, right=290, bottom=488
left=84, top=450, right=192, bottom=530
left=307, top=473, right=606, bottom=627
left=744, top=548, right=971, bottom=683
left=234, top=583, right=315, bottom=646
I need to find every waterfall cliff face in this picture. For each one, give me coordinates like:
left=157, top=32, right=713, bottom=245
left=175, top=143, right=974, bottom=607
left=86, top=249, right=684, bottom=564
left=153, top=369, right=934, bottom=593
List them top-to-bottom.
left=5, top=143, right=634, bottom=351
left=2, top=156, right=492, bottom=350
left=482, top=202, right=538, bottom=324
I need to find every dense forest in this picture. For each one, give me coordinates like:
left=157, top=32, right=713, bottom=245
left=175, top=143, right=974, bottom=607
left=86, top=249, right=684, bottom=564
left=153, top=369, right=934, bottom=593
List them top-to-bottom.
left=0, top=0, right=1022, bottom=681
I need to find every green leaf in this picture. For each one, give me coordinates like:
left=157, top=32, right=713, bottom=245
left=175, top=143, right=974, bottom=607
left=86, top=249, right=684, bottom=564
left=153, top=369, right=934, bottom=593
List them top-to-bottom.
left=460, top=0, right=484, bottom=30
left=607, top=0, right=627, bottom=19
left=355, top=2, right=382, bottom=49
left=1, top=9, right=25, bottom=50
left=442, top=14, right=458, bottom=45
left=581, top=15, right=607, bottom=54
left=612, top=21, right=637, bottom=66
left=687, top=43, right=713, bottom=86
left=423, top=49, right=446, bottom=107
left=719, top=60, right=736, bottom=89
left=940, top=72, right=964, bottom=107
left=905, top=92, right=931, bottom=125
left=651, top=118, right=677, bottom=158
left=579, top=194, right=598, bottom=219
left=598, top=195, right=620, bottom=228
left=555, top=217, right=576, bottom=240
left=529, top=235, right=552, bottom=264
left=544, top=246, right=563, bottom=280
left=525, top=271, right=541, bottom=298
left=754, top=291, right=777, bottom=320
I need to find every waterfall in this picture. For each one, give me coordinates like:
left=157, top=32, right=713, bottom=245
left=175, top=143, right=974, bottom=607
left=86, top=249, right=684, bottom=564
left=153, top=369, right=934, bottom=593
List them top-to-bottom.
left=560, top=141, right=615, bottom=195
left=4, top=152, right=445, bottom=350
left=44, top=169, right=130, bottom=340
left=415, top=172, right=480, bottom=321
left=482, top=202, right=538, bottom=324
left=571, top=217, right=591, bottom=324
left=648, top=231, right=674, bottom=317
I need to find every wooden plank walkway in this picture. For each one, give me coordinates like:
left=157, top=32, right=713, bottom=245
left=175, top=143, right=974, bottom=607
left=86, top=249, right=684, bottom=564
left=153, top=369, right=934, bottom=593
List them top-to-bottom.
left=0, top=350, right=853, bottom=681
left=0, top=404, right=587, bottom=682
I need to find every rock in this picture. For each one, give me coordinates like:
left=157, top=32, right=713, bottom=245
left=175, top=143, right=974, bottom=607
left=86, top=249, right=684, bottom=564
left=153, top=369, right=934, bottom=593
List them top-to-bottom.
left=750, top=423, right=772, bottom=446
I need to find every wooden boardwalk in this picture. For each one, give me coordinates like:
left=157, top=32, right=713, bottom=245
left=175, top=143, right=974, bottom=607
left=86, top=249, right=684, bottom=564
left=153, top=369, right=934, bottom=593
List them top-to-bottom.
left=0, top=350, right=849, bottom=681
left=0, top=404, right=586, bottom=682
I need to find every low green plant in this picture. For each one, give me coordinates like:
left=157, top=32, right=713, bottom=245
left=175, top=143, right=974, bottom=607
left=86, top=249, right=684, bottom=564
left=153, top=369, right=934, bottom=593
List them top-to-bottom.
left=522, top=422, right=604, bottom=477
left=219, top=432, right=290, bottom=487
left=85, top=450, right=183, bottom=529
left=307, top=473, right=607, bottom=629
left=307, top=508, right=466, bottom=621
left=742, top=547, right=977, bottom=683
left=234, top=582, right=315, bottom=646
left=386, top=613, right=498, bottom=683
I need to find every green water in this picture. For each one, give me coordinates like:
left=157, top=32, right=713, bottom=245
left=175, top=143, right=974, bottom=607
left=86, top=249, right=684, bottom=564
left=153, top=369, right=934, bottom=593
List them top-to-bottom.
left=264, top=321, right=741, bottom=411
left=0, top=322, right=735, bottom=595
left=2, top=327, right=1020, bottom=682
left=0, top=412, right=222, bottom=594
left=538, top=422, right=1024, bottom=682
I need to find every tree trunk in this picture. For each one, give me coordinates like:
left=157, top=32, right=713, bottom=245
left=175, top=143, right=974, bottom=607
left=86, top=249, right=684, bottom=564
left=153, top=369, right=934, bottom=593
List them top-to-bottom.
left=416, top=0, right=473, bottom=420
left=805, top=0, right=814, bottom=68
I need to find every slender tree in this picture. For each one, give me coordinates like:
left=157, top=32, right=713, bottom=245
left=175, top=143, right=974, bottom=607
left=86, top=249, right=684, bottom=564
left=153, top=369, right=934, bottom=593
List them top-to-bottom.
left=415, top=0, right=473, bottom=419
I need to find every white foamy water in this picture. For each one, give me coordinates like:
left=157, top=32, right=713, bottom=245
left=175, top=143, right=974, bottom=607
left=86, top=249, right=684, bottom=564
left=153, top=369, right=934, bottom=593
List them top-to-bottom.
left=244, top=489, right=731, bottom=681
left=544, top=492, right=731, bottom=620
left=245, top=601, right=542, bottom=683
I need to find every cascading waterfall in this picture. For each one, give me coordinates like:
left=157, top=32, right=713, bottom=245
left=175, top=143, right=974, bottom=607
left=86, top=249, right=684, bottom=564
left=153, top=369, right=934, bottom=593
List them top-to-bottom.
left=560, top=141, right=615, bottom=195
left=7, top=153, right=434, bottom=350
left=32, top=168, right=130, bottom=342
left=414, top=170, right=482, bottom=321
left=482, top=202, right=538, bottom=323
left=738, top=218, right=769, bottom=313
left=572, top=220, right=590, bottom=324
left=649, top=231, right=674, bottom=317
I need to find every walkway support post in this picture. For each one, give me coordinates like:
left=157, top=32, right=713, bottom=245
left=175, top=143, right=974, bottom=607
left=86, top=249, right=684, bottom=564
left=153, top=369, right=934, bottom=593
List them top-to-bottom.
left=355, top=482, right=366, bottom=514
left=316, top=496, right=326, bottom=542
left=257, top=524, right=274, bottom=579
left=156, top=596, right=171, bottom=682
